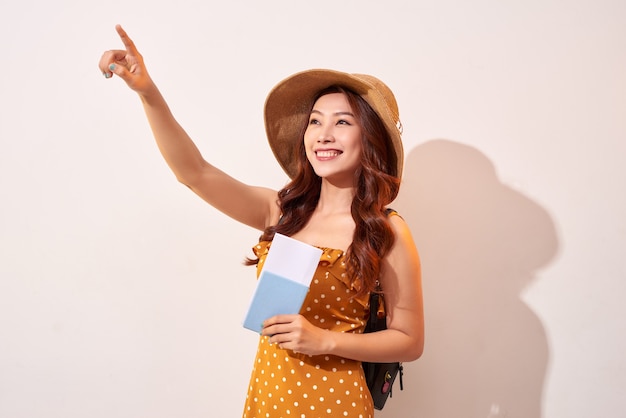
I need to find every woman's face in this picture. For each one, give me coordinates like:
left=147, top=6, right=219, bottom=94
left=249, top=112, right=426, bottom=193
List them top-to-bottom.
left=303, top=92, right=363, bottom=183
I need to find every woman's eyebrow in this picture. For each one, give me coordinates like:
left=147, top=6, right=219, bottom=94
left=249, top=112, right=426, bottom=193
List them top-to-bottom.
left=310, top=109, right=356, bottom=117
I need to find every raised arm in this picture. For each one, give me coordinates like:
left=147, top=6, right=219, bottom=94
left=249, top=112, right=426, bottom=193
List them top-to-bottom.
left=98, top=25, right=280, bottom=230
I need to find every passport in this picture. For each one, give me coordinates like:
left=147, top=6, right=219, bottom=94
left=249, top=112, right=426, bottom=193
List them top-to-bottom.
left=242, top=233, right=323, bottom=333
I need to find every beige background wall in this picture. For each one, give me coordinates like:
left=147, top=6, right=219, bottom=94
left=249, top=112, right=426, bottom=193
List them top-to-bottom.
left=1, top=1, right=624, bottom=417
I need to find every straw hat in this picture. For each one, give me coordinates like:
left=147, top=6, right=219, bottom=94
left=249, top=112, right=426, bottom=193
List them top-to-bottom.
left=264, top=69, right=404, bottom=180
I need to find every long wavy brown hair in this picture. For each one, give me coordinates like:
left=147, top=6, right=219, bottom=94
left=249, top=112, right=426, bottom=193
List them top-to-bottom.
left=247, top=86, right=401, bottom=295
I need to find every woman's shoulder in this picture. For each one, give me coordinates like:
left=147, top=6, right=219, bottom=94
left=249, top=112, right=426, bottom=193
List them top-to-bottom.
left=385, top=208, right=418, bottom=251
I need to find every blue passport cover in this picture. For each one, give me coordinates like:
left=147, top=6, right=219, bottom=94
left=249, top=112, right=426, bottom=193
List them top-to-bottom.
left=242, top=270, right=310, bottom=333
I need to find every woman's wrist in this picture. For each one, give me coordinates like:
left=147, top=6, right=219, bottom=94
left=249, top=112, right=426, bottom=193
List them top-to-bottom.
left=138, top=82, right=162, bottom=106
left=324, top=329, right=338, bottom=355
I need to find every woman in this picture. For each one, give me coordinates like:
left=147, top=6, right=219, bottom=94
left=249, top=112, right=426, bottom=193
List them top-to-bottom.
left=99, top=24, right=424, bottom=417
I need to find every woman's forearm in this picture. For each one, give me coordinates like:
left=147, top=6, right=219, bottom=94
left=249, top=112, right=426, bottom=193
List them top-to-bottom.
left=138, top=85, right=209, bottom=186
left=326, top=327, right=423, bottom=363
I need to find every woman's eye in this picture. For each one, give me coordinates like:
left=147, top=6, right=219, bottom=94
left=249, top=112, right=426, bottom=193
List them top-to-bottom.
left=309, top=118, right=320, bottom=125
left=337, top=119, right=351, bottom=125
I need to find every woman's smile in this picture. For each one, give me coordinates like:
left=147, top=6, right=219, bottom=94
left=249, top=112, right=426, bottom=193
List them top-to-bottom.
left=315, top=149, right=343, bottom=159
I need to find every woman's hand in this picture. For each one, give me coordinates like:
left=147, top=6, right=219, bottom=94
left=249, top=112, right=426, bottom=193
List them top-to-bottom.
left=98, top=25, right=155, bottom=95
left=261, top=314, right=335, bottom=356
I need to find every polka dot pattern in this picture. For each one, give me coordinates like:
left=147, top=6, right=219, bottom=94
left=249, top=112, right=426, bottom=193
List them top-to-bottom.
left=242, top=241, right=373, bottom=417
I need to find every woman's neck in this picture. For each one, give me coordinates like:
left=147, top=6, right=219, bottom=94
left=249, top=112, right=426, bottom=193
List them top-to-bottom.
left=288, top=181, right=356, bottom=251
left=316, top=181, right=355, bottom=216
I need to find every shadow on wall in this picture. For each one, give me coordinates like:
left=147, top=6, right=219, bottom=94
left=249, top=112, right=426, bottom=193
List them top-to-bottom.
left=383, top=139, right=559, bottom=418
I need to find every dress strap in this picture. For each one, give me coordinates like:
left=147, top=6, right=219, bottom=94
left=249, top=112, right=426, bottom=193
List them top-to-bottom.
left=385, top=207, right=399, bottom=217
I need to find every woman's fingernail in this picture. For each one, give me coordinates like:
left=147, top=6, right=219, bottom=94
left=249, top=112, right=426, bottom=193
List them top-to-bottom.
left=109, top=63, right=116, bottom=71
left=103, top=72, right=111, bottom=79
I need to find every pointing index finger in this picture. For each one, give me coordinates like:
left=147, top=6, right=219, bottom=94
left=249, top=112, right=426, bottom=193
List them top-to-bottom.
left=115, top=24, right=139, bottom=55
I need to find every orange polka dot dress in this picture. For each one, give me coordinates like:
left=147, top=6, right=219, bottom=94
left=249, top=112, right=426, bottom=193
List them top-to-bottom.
left=242, top=240, right=374, bottom=418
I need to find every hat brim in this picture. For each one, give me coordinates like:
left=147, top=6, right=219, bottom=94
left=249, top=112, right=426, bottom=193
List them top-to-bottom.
left=264, top=69, right=403, bottom=180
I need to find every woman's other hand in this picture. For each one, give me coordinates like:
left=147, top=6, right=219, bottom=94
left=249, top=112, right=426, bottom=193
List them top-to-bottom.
left=262, top=315, right=335, bottom=356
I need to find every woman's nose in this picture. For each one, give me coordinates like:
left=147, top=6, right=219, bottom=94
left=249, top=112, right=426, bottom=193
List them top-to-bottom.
left=317, top=129, right=334, bottom=143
